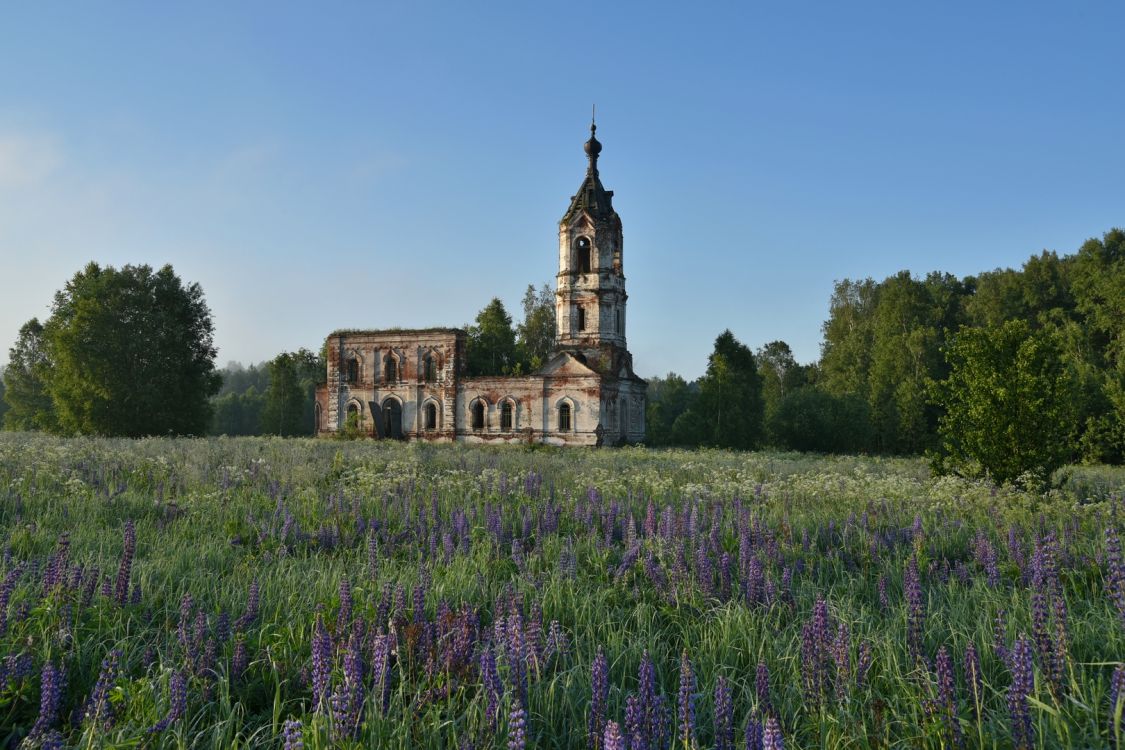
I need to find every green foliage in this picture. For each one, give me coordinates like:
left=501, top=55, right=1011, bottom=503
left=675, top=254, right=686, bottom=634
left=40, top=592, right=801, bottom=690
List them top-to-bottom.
left=35, top=263, right=221, bottom=436
left=516, top=283, right=556, bottom=371
left=466, top=297, right=519, bottom=376
left=2, top=318, right=57, bottom=431
left=932, top=319, right=1078, bottom=485
left=689, top=329, right=764, bottom=450
left=0, top=370, right=6, bottom=425
left=644, top=372, right=698, bottom=446
left=210, top=386, right=265, bottom=436
left=769, top=387, right=872, bottom=453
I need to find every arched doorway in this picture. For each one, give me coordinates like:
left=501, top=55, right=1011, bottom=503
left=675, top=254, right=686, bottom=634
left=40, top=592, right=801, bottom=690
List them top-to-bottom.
left=382, top=398, right=403, bottom=440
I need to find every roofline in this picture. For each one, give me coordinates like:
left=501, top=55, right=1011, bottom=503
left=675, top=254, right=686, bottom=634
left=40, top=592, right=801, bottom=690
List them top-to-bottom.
left=327, top=327, right=466, bottom=338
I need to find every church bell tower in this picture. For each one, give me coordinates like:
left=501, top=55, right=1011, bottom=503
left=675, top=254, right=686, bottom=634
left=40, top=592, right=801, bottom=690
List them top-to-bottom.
left=556, top=121, right=635, bottom=377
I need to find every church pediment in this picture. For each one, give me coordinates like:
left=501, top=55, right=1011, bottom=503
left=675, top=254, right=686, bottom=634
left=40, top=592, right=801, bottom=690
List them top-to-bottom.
left=535, top=352, right=600, bottom=377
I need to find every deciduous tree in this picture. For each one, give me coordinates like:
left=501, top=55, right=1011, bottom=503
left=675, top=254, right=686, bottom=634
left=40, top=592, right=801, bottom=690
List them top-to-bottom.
left=2, top=318, right=58, bottom=431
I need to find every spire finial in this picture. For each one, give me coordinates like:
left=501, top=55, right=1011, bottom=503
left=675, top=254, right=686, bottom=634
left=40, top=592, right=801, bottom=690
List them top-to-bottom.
left=591, top=103, right=596, bottom=133
left=584, top=108, right=602, bottom=174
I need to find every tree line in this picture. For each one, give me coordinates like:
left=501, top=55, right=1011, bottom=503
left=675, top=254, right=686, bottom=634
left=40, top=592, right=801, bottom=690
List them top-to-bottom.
left=646, top=228, right=1124, bottom=482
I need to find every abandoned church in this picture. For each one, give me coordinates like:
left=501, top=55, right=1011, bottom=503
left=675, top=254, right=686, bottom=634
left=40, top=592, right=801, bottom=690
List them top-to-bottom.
left=314, top=124, right=646, bottom=445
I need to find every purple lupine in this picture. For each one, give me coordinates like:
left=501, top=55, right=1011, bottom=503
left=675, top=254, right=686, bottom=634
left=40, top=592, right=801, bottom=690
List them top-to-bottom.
left=114, top=520, right=136, bottom=606
left=1106, top=528, right=1125, bottom=627
left=974, top=531, right=1000, bottom=587
left=367, top=532, right=379, bottom=580
left=42, top=533, right=70, bottom=594
left=904, top=554, right=925, bottom=658
left=0, top=565, right=23, bottom=636
left=877, top=574, right=889, bottom=611
left=337, top=578, right=353, bottom=635
left=235, top=579, right=260, bottom=632
left=1031, top=590, right=1055, bottom=688
left=177, top=592, right=194, bottom=650
left=1052, top=595, right=1069, bottom=695
left=993, top=609, right=1011, bottom=668
left=311, top=613, right=332, bottom=712
left=545, top=620, right=569, bottom=661
left=800, top=621, right=823, bottom=706
left=833, top=622, right=851, bottom=702
left=331, top=629, right=365, bottom=740
left=370, top=633, right=392, bottom=716
left=1008, top=635, right=1034, bottom=750
left=232, top=637, right=248, bottom=678
left=855, top=642, right=873, bottom=689
left=964, top=642, right=983, bottom=720
left=480, top=646, right=503, bottom=731
left=934, top=646, right=962, bottom=747
left=589, top=647, right=609, bottom=749
left=81, top=649, right=121, bottom=728
left=677, top=650, right=696, bottom=747
left=30, top=661, right=66, bottom=738
left=755, top=661, right=770, bottom=711
left=1110, top=664, right=1125, bottom=745
left=150, top=670, right=187, bottom=733
left=714, top=676, right=734, bottom=750
left=625, top=693, right=647, bottom=750
left=508, top=703, right=527, bottom=750
left=744, top=715, right=763, bottom=750
left=762, top=716, right=784, bottom=750
left=283, top=718, right=304, bottom=750
left=603, top=720, right=626, bottom=750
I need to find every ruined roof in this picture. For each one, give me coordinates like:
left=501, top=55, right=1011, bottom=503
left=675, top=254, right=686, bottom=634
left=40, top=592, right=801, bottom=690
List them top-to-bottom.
left=560, top=123, right=618, bottom=225
left=327, top=327, right=465, bottom=339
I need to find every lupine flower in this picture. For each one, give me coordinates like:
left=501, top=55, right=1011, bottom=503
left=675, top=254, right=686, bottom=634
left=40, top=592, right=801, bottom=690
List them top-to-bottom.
left=114, top=520, right=135, bottom=606
left=1106, top=528, right=1125, bottom=628
left=42, top=533, right=70, bottom=594
left=368, top=533, right=379, bottom=579
left=904, top=555, right=924, bottom=658
left=0, top=565, right=23, bottom=636
left=877, top=574, right=889, bottom=610
left=235, top=579, right=260, bottom=632
left=337, top=579, right=353, bottom=634
left=1031, top=590, right=1054, bottom=686
left=1052, top=595, right=1069, bottom=694
left=311, top=613, right=332, bottom=712
left=833, top=623, right=851, bottom=702
left=331, top=629, right=365, bottom=740
left=370, top=633, right=392, bottom=715
left=1008, top=635, right=1034, bottom=750
left=232, top=637, right=248, bottom=678
left=855, top=642, right=873, bottom=689
left=964, top=642, right=982, bottom=719
left=480, top=646, right=502, bottom=731
left=934, top=646, right=961, bottom=747
left=589, top=647, right=609, bottom=749
left=81, top=649, right=121, bottom=728
left=678, top=649, right=696, bottom=747
left=30, top=661, right=66, bottom=738
left=755, top=661, right=770, bottom=711
left=1110, top=664, right=1125, bottom=745
left=150, top=670, right=187, bottom=733
left=714, top=676, right=734, bottom=750
left=624, top=692, right=646, bottom=750
left=508, top=703, right=527, bottom=750
left=744, top=715, right=763, bottom=750
left=762, top=716, right=784, bottom=750
left=283, top=718, right=304, bottom=750
left=603, top=720, right=626, bottom=750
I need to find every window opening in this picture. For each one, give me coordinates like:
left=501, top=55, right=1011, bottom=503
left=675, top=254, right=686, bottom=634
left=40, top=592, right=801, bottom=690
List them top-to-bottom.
left=576, top=236, right=591, bottom=273
left=577, top=307, right=586, bottom=332
left=423, top=354, right=436, bottom=382
left=385, top=356, right=397, bottom=382
left=346, top=358, right=359, bottom=384
left=382, top=399, right=403, bottom=439
left=472, top=401, right=485, bottom=430
left=501, top=401, right=513, bottom=431
left=425, top=403, right=437, bottom=430
left=558, top=403, right=572, bottom=432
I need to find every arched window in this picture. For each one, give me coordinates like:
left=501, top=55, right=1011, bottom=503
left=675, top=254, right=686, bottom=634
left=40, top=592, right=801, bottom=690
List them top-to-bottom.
left=575, top=236, right=591, bottom=273
left=577, top=307, right=586, bottom=332
left=423, top=354, right=436, bottom=382
left=384, top=356, right=397, bottom=383
left=346, top=357, right=359, bottom=384
left=382, top=398, right=403, bottom=440
left=500, top=400, right=513, bottom=431
left=471, top=401, right=485, bottom=431
left=346, top=402, right=360, bottom=430
left=424, top=402, right=437, bottom=430
left=314, top=403, right=322, bottom=434
left=558, top=403, right=572, bottom=432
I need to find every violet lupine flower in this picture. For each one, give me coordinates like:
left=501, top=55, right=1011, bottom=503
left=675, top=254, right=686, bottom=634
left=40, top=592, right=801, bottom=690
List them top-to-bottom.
left=114, top=520, right=136, bottom=606
left=1105, top=528, right=1125, bottom=628
left=974, top=531, right=1000, bottom=587
left=42, top=533, right=70, bottom=594
left=367, top=533, right=379, bottom=580
left=904, top=555, right=925, bottom=658
left=0, top=565, right=23, bottom=636
left=877, top=574, right=889, bottom=611
left=235, top=579, right=260, bottom=632
left=337, top=579, right=353, bottom=635
left=1031, top=590, right=1054, bottom=686
left=177, top=592, right=194, bottom=650
left=993, top=610, right=1011, bottom=668
left=311, top=613, right=333, bottom=712
left=545, top=620, right=569, bottom=662
left=800, top=622, right=824, bottom=707
left=833, top=623, right=851, bottom=702
left=331, top=630, right=365, bottom=740
left=370, top=633, right=392, bottom=716
left=1008, top=635, right=1035, bottom=750
left=232, top=637, right=248, bottom=678
left=855, top=642, right=873, bottom=689
left=964, top=642, right=983, bottom=714
left=480, top=646, right=503, bottom=731
left=934, top=646, right=961, bottom=748
left=589, top=647, right=609, bottom=749
left=81, top=649, right=121, bottom=728
left=678, top=650, right=697, bottom=747
left=30, top=661, right=66, bottom=738
left=755, top=661, right=770, bottom=711
left=1110, top=664, right=1125, bottom=744
left=150, top=670, right=187, bottom=733
left=714, top=676, right=734, bottom=750
left=624, top=693, right=646, bottom=750
left=508, top=704, right=527, bottom=750
left=744, top=715, right=763, bottom=750
left=762, top=716, right=784, bottom=750
left=282, top=718, right=304, bottom=750
left=603, top=720, right=625, bottom=750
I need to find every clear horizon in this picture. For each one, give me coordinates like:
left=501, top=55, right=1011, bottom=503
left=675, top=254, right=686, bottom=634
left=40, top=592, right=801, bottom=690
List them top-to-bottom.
left=2, top=2, right=1123, bottom=380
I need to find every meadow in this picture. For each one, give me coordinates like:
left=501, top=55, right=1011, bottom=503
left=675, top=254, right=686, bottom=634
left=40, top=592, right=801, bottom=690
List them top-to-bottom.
left=1, top=434, right=1124, bottom=749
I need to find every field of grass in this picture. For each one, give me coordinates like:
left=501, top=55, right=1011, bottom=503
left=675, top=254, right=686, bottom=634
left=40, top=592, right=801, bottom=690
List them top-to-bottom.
left=1, top=433, right=1124, bottom=749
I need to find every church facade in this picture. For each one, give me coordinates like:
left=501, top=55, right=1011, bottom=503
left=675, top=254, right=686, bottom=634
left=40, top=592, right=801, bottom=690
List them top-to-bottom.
left=314, top=124, right=646, bottom=445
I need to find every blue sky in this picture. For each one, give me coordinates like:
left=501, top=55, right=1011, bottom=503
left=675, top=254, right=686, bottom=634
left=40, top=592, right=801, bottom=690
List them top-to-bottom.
left=1, top=2, right=1122, bottom=379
